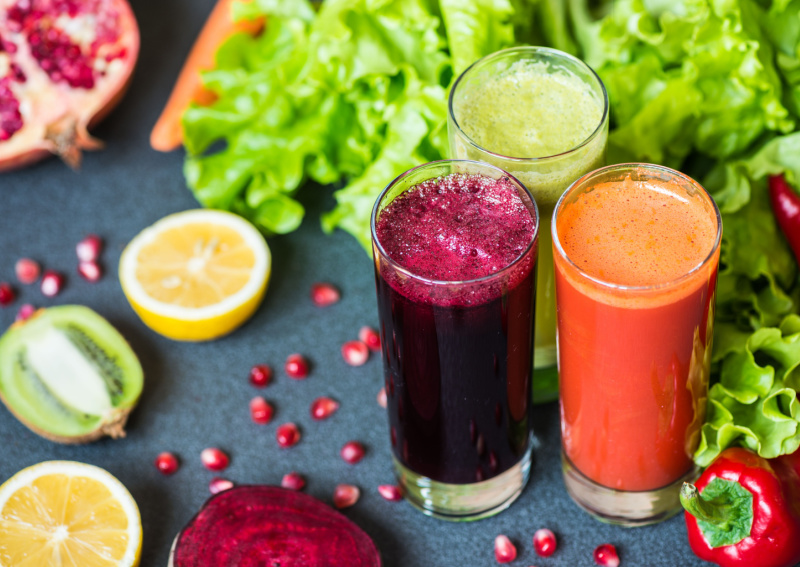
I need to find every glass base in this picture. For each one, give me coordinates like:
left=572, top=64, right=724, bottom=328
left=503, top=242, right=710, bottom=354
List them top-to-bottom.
left=394, top=441, right=532, bottom=522
left=561, top=453, right=698, bottom=527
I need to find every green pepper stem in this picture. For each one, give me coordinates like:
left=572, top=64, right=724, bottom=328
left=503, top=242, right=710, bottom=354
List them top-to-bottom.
left=680, top=482, right=735, bottom=529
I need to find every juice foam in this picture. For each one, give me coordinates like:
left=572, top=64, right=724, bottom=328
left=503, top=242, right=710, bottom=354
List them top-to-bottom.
left=375, top=173, right=535, bottom=283
left=557, top=177, right=717, bottom=287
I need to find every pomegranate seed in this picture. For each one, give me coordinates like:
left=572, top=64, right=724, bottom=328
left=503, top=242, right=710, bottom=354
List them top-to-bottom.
left=76, top=234, right=103, bottom=262
left=15, top=258, right=40, bottom=284
left=77, top=260, right=102, bottom=282
left=40, top=271, right=64, bottom=297
left=310, top=282, right=340, bottom=306
left=0, top=283, right=14, bottom=306
left=15, top=303, right=35, bottom=322
left=359, top=326, right=381, bottom=351
left=341, top=340, right=369, bottom=366
left=285, top=354, right=309, bottom=379
left=249, top=364, right=272, bottom=387
left=377, top=387, right=387, bottom=408
left=250, top=396, right=274, bottom=424
left=310, top=396, right=339, bottom=420
left=276, top=423, right=301, bottom=448
left=341, top=441, right=366, bottom=464
left=201, top=448, right=230, bottom=472
left=154, top=452, right=179, bottom=475
left=281, top=471, right=306, bottom=491
left=209, top=477, right=234, bottom=495
left=333, top=484, right=360, bottom=509
left=377, top=484, right=403, bottom=501
left=533, top=529, right=557, bottom=557
left=494, top=535, right=517, bottom=564
left=594, top=544, right=620, bottom=567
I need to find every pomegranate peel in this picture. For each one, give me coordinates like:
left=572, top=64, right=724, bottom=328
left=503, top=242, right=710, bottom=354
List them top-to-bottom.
left=0, top=0, right=140, bottom=171
left=169, top=485, right=381, bottom=566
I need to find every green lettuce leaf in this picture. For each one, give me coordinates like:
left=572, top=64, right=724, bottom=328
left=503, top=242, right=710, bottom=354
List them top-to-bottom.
left=183, top=0, right=451, bottom=235
left=322, top=0, right=523, bottom=246
left=438, top=0, right=515, bottom=74
left=569, top=0, right=794, bottom=166
left=321, top=68, right=449, bottom=249
left=692, top=133, right=800, bottom=465
left=705, top=134, right=800, bottom=348
left=695, top=316, right=800, bottom=467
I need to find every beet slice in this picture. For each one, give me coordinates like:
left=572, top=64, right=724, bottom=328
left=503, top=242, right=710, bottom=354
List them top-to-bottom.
left=170, top=485, right=381, bottom=567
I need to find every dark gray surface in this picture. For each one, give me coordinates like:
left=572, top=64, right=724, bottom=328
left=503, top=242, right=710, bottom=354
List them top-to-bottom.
left=0, top=1, right=708, bottom=565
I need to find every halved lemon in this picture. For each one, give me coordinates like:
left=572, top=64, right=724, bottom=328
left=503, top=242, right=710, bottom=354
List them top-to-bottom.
left=119, top=209, right=271, bottom=341
left=0, top=460, right=142, bottom=567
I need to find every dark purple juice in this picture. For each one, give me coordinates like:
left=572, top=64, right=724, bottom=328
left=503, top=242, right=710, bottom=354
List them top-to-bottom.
left=374, top=173, right=537, bottom=484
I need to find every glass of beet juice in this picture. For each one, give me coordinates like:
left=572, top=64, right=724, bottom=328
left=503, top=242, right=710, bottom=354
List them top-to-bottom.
left=371, top=160, right=539, bottom=521
left=553, top=163, right=721, bottom=525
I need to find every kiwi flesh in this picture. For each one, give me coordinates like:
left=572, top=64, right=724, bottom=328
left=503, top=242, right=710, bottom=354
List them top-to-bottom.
left=0, top=305, right=144, bottom=443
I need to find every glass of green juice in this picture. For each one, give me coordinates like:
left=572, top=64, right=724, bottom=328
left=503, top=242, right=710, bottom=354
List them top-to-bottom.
left=447, top=46, right=609, bottom=402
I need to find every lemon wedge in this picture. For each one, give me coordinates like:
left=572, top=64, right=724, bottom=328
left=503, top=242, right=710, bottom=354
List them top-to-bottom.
left=119, top=209, right=271, bottom=341
left=0, top=460, right=142, bottom=567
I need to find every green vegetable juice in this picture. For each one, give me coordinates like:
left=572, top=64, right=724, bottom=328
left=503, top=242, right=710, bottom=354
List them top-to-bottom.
left=448, top=47, right=608, bottom=391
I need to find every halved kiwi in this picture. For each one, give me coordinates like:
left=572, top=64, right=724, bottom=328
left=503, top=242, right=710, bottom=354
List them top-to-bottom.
left=0, top=305, right=144, bottom=443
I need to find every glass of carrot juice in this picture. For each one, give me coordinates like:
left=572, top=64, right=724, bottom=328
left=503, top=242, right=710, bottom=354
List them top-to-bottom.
left=552, top=163, right=721, bottom=525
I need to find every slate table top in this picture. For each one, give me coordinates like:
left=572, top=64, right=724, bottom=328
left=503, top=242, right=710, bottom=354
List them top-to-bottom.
left=0, top=1, right=708, bottom=565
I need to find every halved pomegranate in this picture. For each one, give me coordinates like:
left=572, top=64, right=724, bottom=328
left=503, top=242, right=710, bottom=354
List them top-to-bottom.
left=0, top=0, right=139, bottom=171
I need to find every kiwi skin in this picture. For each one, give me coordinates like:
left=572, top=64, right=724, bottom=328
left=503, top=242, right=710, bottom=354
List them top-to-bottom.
left=0, top=306, right=144, bottom=444
left=0, top=400, right=132, bottom=445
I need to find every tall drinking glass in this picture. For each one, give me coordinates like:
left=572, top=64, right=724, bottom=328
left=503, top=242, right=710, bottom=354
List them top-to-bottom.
left=448, top=46, right=608, bottom=401
left=371, top=160, right=539, bottom=520
left=553, top=164, right=721, bottom=525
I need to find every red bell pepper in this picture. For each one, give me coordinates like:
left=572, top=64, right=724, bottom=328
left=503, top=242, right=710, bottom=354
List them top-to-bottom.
left=769, top=174, right=800, bottom=262
left=681, top=447, right=800, bottom=567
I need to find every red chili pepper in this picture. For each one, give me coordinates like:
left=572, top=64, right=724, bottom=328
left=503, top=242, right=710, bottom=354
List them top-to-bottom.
left=769, top=174, right=800, bottom=261
left=681, top=447, right=800, bottom=567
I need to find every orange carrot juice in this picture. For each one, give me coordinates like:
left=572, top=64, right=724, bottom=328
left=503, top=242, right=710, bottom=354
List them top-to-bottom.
left=552, top=164, right=721, bottom=524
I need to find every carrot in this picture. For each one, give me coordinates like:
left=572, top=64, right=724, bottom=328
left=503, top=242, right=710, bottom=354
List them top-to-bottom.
left=150, top=0, right=264, bottom=152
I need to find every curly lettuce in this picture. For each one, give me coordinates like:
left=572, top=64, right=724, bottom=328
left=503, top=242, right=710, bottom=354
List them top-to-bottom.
left=182, top=0, right=515, bottom=238
left=570, top=0, right=794, bottom=166
left=694, top=133, right=800, bottom=464
left=695, top=316, right=800, bottom=466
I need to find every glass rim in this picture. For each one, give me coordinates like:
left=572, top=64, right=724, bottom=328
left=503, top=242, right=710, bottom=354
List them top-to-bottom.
left=447, top=46, right=610, bottom=163
left=370, top=159, right=540, bottom=287
left=551, top=162, right=723, bottom=293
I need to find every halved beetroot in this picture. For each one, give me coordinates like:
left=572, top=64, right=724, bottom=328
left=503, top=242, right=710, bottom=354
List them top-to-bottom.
left=169, top=485, right=381, bottom=567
